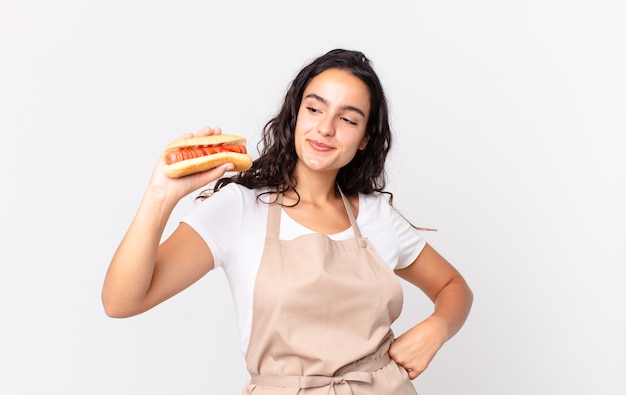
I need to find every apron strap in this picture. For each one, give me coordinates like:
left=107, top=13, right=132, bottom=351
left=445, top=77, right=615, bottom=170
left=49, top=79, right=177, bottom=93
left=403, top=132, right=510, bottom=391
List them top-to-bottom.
left=266, top=186, right=363, bottom=239
left=337, top=186, right=362, bottom=239
left=266, top=192, right=282, bottom=239
left=250, top=353, right=392, bottom=395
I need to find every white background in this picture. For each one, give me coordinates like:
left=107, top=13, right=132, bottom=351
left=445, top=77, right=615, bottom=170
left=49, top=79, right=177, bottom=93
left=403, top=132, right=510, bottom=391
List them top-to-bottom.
left=1, top=1, right=624, bottom=394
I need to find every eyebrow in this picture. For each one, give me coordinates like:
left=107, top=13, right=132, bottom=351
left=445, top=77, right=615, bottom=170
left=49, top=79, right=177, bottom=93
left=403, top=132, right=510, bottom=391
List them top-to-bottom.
left=304, top=93, right=366, bottom=118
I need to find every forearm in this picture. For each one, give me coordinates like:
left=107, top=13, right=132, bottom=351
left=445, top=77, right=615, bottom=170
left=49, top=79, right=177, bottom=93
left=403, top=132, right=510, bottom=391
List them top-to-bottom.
left=102, top=186, right=179, bottom=317
left=428, top=274, right=473, bottom=342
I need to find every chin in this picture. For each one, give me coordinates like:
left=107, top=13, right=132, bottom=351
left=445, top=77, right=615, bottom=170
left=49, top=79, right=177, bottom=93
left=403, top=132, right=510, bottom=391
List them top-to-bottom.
left=295, top=157, right=330, bottom=173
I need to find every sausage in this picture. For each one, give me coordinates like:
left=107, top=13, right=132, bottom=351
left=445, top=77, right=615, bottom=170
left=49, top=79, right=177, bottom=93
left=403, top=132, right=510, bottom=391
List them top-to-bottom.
left=165, top=145, right=247, bottom=165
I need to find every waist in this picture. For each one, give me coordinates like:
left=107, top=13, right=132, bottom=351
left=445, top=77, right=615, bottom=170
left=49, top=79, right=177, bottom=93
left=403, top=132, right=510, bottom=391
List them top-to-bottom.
left=250, top=350, right=392, bottom=389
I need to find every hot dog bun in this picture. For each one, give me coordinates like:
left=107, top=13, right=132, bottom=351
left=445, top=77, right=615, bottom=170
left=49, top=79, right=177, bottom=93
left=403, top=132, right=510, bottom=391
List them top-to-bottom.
left=162, top=134, right=253, bottom=178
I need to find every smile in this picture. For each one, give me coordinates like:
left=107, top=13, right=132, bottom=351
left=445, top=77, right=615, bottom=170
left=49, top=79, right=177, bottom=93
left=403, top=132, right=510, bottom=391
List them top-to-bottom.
left=308, top=139, right=334, bottom=152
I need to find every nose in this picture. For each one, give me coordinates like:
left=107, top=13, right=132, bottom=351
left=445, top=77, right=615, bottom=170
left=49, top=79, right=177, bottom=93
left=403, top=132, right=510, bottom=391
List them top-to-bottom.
left=317, top=115, right=335, bottom=137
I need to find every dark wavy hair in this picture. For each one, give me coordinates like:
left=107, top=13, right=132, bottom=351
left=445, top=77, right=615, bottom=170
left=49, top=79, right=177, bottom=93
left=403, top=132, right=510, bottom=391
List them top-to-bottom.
left=207, top=49, right=392, bottom=201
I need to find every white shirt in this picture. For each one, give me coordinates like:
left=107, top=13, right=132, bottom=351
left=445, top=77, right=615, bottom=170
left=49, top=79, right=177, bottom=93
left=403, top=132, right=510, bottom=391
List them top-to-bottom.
left=183, top=183, right=426, bottom=353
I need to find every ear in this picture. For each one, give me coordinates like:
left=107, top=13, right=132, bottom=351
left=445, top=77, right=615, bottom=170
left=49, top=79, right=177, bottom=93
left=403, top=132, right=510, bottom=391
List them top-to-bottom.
left=358, top=134, right=370, bottom=151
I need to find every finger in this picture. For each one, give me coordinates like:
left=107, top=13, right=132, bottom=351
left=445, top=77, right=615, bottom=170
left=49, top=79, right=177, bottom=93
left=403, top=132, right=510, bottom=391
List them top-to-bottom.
left=196, top=126, right=222, bottom=137
left=170, top=127, right=222, bottom=144
left=177, top=132, right=194, bottom=140
left=188, top=162, right=234, bottom=185
left=405, top=363, right=426, bottom=380
left=397, top=365, right=416, bottom=380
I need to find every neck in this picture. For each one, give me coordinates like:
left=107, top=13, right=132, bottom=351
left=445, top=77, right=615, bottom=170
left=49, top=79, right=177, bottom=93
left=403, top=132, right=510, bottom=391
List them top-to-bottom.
left=287, top=163, right=339, bottom=205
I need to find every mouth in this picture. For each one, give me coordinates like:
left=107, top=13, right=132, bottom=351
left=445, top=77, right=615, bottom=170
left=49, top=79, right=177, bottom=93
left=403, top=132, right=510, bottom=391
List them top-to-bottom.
left=308, top=139, right=334, bottom=152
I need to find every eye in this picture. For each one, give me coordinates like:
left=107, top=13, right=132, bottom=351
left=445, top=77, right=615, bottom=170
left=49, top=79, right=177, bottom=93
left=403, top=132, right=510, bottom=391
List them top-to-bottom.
left=306, top=106, right=320, bottom=114
left=341, top=116, right=357, bottom=126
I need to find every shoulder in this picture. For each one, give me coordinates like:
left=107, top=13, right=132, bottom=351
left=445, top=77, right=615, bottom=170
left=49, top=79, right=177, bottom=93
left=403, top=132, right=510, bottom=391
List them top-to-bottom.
left=214, top=181, right=259, bottom=198
left=183, top=183, right=268, bottom=270
left=187, top=183, right=269, bottom=222
left=208, top=183, right=268, bottom=206
left=358, top=190, right=415, bottom=230
left=358, top=191, right=393, bottom=215
left=358, top=191, right=426, bottom=269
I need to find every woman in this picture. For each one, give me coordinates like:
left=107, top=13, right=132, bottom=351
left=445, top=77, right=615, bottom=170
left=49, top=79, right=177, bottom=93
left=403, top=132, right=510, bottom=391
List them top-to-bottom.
left=102, top=49, right=473, bottom=394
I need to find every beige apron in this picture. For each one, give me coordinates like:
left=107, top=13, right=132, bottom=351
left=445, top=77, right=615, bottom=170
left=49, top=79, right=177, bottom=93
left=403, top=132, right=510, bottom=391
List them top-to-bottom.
left=242, top=190, right=417, bottom=395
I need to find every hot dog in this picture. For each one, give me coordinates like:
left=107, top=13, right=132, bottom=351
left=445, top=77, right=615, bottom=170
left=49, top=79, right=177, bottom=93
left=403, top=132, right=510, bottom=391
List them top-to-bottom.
left=162, top=134, right=253, bottom=178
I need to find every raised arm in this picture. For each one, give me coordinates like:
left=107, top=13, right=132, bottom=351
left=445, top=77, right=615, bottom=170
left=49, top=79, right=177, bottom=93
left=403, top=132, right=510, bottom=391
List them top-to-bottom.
left=101, top=127, right=233, bottom=318
left=389, top=243, right=473, bottom=379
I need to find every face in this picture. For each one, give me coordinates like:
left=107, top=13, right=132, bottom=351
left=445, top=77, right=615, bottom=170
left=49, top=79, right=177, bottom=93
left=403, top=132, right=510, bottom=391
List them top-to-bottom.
left=294, top=68, right=371, bottom=175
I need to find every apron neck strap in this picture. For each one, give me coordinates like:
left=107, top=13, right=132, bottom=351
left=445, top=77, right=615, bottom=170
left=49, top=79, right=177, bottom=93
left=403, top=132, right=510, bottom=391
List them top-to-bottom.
left=266, top=186, right=362, bottom=239
left=338, top=186, right=362, bottom=239
left=266, top=192, right=282, bottom=239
